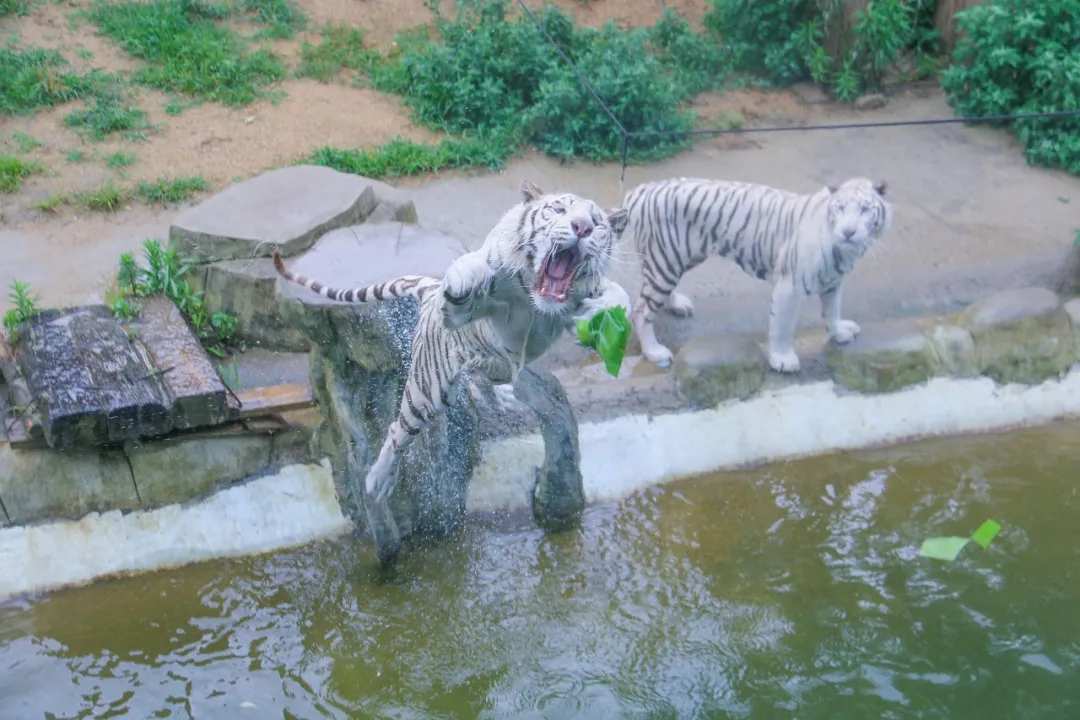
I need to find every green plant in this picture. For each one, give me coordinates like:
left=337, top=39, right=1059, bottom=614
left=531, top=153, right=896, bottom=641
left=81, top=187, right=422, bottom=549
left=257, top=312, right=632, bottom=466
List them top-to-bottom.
left=1, top=0, right=26, bottom=17
left=88, top=0, right=287, bottom=106
left=236, top=0, right=307, bottom=39
left=382, top=0, right=695, bottom=164
left=702, top=0, right=935, bottom=100
left=940, top=0, right=1080, bottom=176
left=648, top=7, right=730, bottom=96
left=297, top=23, right=380, bottom=83
left=0, top=45, right=120, bottom=115
left=64, top=91, right=150, bottom=140
left=12, top=130, right=44, bottom=152
left=306, top=135, right=512, bottom=179
left=66, top=149, right=88, bottom=162
left=105, top=150, right=137, bottom=168
left=0, top=154, right=44, bottom=192
left=134, top=175, right=211, bottom=204
left=77, top=181, right=126, bottom=211
left=36, top=193, right=70, bottom=213
left=112, top=239, right=239, bottom=354
left=2, top=280, right=40, bottom=340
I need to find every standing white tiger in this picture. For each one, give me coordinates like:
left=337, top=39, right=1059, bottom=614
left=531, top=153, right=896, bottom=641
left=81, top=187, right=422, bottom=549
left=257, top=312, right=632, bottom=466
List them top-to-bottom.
left=624, top=176, right=892, bottom=372
left=274, top=180, right=629, bottom=560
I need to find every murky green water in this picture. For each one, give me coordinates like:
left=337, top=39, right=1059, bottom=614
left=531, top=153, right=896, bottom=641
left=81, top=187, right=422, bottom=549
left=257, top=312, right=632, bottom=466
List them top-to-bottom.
left=4, top=423, right=1080, bottom=719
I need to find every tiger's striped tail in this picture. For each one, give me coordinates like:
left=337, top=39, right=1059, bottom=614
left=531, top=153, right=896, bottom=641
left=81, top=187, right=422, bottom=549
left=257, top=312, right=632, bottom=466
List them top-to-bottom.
left=272, top=250, right=439, bottom=303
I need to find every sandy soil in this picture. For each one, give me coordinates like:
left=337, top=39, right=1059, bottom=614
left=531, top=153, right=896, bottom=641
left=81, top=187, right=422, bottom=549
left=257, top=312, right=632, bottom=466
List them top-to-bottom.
left=0, top=0, right=718, bottom=226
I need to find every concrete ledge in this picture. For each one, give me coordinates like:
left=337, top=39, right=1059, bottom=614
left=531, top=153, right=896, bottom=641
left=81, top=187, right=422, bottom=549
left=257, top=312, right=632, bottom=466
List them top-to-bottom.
left=467, top=366, right=1080, bottom=513
left=0, top=460, right=350, bottom=602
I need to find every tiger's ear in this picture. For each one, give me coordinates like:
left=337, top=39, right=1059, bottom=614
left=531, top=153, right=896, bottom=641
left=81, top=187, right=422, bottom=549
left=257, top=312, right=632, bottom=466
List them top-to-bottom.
left=520, top=180, right=545, bottom=203
left=873, top=181, right=888, bottom=197
left=826, top=184, right=839, bottom=194
left=606, top=207, right=629, bottom=237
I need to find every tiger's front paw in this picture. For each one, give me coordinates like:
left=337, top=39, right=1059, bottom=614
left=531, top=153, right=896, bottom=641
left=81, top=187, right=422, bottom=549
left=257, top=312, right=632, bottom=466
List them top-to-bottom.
left=443, top=254, right=491, bottom=302
left=828, top=319, right=861, bottom=345
left=768, top=349, right=801, bottom=374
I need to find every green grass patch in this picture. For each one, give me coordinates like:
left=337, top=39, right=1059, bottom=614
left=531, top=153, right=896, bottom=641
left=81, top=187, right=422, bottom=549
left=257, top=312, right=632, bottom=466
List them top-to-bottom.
left=0, top=0, right=29, bottom=18
left=87, top=0, right=287, bottom=107
left=236, top=0, right=307, bottom=39
left=297, top=23, right=379, bottom=83
left=0, top=45, right=117, bottom=115
left=63, top=91, right=151, bottom=140
left=11, top=130, right=45, bottom=152
left=306, top=135, right=513, bottom=180
left=66, top=149, right=88, bottom=162
left=104, top=149, right=137, bottom=167
left=0, top=154, right=44, bottom=193
left=134, top=174, right=211, bottom=204
left=77, top=180, right=126, bottom=211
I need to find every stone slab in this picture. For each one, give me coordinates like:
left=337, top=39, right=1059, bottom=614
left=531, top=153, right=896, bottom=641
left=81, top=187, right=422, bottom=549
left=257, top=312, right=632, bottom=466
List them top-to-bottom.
left=169, top=165, right=378, bottom=264
left=277, top=222, right=468, bottom=306
left=190, top=258, right=312, bottom=351
left=960, top=287, right=1074, bottom=384
left=130, top=295, right=231, bottom=430
left=13, top=306, right=172, bottom=449
left=826, top=320, right=940, bottom=393
left=674, top=334, right=766, bottom=407
left=126, top=433, right=272, bottom=507
left=0, top=444, right=139, bottom=524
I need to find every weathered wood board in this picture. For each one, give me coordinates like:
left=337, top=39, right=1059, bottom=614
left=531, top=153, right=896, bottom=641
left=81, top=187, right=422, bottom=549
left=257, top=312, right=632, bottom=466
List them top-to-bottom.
left=130, top=295, right=231, bottom=430
left=13, top=306, right=173, bottom=448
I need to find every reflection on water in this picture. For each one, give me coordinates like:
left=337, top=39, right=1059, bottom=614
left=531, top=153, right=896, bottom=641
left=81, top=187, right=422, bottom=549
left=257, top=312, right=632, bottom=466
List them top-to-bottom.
left=3, top=423, right=1080, bottom=719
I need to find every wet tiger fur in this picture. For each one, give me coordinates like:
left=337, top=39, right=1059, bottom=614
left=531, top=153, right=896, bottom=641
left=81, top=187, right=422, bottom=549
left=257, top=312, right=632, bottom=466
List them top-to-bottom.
left=624, top=176, right=892, bottom=373
left=273, top=180, right=630, bottom=560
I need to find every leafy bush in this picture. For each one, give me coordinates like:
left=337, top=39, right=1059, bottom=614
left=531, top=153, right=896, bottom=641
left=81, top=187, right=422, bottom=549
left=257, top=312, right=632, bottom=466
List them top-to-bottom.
left=377, top=0, right=707, bottom=163
left=703, top=0, right=939, bottom=101
left=940, top=0, right=1080, bottom=175
left=307, top=135, right=513, bottom=179
left=2, top=281, right=39, bottom=342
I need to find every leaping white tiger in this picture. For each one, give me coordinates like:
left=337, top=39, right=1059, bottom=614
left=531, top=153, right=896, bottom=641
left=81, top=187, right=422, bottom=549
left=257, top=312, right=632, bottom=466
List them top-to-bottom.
left=623, top=176, right=893, bottom=373
left=273, top=180, right=630, bottom=559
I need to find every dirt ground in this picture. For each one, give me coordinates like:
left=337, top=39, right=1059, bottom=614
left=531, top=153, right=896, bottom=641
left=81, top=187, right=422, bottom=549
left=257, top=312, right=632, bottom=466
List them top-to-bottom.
left=0, top=0, right=710, bottom=224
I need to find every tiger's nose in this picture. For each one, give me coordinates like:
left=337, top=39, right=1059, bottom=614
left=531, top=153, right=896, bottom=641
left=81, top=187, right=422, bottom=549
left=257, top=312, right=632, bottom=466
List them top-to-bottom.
left=571, top=219, right=593, bottom=238
left=843, top=228, right=856, bottom=239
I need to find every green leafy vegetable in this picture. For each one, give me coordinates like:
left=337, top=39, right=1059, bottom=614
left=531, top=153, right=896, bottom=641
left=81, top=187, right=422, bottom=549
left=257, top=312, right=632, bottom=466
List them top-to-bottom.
left=576, top=306, right=631, bottom=377
left=920, top=518, right=1004, bottom=562
left=971, top=519, right=1002, bottom=550
left=919, top=536, right=971, bottom=562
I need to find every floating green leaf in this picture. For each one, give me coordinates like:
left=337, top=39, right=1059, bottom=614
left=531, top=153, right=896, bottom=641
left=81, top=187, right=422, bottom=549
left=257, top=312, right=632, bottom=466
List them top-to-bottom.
left=576, top=305, right=631, bottom=377
left=971, top=519, right=1002, bottom=549
left=919, top=536, right=971, bottom=562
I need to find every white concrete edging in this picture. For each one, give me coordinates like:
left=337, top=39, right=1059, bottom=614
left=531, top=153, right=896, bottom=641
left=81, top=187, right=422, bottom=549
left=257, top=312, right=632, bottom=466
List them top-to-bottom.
left=6, top=369, right=1080, bottom=602
left=467, top=369, right=1080, bottom=512
left=0, top=459, right=351, bottom=602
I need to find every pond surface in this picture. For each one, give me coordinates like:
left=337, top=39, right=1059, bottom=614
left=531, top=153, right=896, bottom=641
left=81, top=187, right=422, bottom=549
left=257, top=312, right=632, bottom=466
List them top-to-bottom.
left=3, top=423, right=1080, bottom=719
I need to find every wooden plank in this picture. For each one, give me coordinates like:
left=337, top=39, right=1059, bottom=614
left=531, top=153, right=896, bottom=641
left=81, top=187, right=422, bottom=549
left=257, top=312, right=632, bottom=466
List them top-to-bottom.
left=131, top=295, right=230, bottom=431
left=13, top=305, right=173, bottom=448
left=232, top=383, right=315, bottom=419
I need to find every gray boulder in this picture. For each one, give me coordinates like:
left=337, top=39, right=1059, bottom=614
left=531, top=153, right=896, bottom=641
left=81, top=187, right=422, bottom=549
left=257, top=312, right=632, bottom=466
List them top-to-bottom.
left=826, top=319, right=940, bottom=393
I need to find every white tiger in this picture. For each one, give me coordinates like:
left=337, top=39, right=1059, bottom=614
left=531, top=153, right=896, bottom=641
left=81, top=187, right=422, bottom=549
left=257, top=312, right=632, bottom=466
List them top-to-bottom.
left=624, top=176, right=892, bottom=373
left=274, top=180, right=630, bottom=560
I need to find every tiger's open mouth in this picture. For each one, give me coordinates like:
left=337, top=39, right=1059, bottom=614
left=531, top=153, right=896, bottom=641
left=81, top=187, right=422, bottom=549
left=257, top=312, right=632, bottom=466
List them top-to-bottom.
left=535, top=244, right=582, bottom=302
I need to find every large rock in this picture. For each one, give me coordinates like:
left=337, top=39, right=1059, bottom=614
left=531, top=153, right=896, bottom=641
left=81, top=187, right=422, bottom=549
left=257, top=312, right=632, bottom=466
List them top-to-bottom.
left=169, top=165, right=378, bottom=264
left=180, top=170, right=423, bottom=350
left=276, top=222, right=479, bottom=564
left=189, top=259, right=312, bottom=351
left=960, top=287, right=1075, bottom=384
left=826, top=320, right=940, bottom=393
left=928, top=324, right=978, bottom=378
left=673, top=334, right=766, bottom=407
left=126, top=432, right=273, bottom=507
left=0, top=445, right=139, bottom=524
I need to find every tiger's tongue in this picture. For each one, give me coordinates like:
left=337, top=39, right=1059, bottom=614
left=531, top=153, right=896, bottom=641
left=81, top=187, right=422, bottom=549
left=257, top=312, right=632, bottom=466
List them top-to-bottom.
left=540, top=252, right=575, bottom=299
